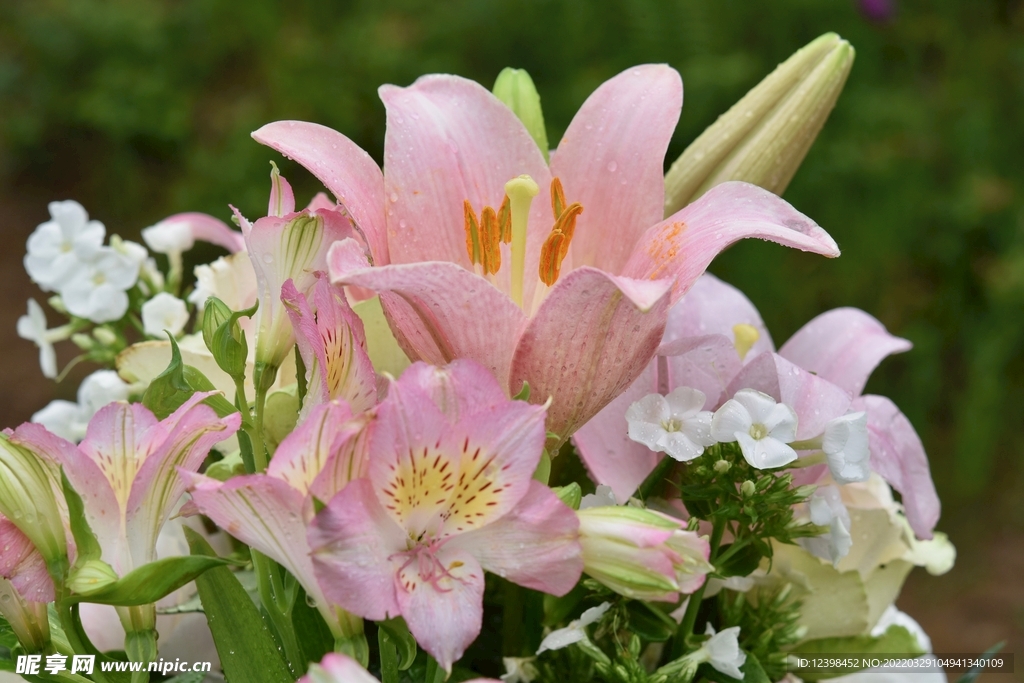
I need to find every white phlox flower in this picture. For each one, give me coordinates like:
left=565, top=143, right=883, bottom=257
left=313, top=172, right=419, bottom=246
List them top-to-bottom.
left=24, top=200, right=105, bottom=291
left=142, top=220, right=195, bottom=255
left=61, top=244, right=143, bottom=323
left=142, top=293, right=191, bottom=338
left=17, top=298, right=71, bottom=379
left=31, top=370, right=133, bottom=443
left=626, top=387, right=715, bottom=462
left=711, top=389, right=798, bottom=468
left=822, top=412, right=870, bottom=483
left=579, top=484, right=619, bottom=510
left=798, top=485, right=852, bottom=565
left=536, top=602, right=611, bottom=654
left=699, top=624, right=746, bottom=679
left=501, top=657, right=538, bottom=683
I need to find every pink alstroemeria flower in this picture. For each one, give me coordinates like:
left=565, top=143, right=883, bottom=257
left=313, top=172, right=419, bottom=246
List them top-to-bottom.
left=252, top=65, right=839, bottom=444
left=282, top=274, right=377, bottom=417
left=575, top=274, right=940, bottom=539
left=308, top=360, right=583, bottom=672
left=12, top=393, right=239, bottom=577
left=184, top=400, right=370, bottom=641
left=0, top=517, right=52, bottom=650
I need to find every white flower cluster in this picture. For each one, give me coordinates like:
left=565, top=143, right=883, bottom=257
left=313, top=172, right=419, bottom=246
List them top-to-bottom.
left=31, top=370, right=133, bottom=442
left=627, top=386, right=872, bottom=565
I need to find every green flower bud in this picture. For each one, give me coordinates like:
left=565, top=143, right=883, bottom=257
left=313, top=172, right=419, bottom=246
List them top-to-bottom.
left=665, top=32, right=855, bottom=213
left=493, top=68, right=550, bottom=162
left=201, top=296, right=233, bottom=353
left=93, top=326, right=119, bottom=347
left=0, top=435, right=66, bottom=566
left=713, top=459, right=732, bottom=474
left=741, top=480, right=757, bottom=497
left=552, top=482, right=583, bottom=510
left=68, top=559, right=119, bottom=596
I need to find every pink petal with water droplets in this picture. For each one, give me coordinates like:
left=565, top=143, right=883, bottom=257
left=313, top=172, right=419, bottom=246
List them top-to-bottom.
left=551, top=64, right=682, bottom=273
left=252, top=121, right=389, bottom=265
left=622, top=182, right=839, bottom=303
left=510, top=267, right=672, bottom=444
left=661, top=274, right=775, bottom=357
left=780, top=308, right=912, bottom=397
left=659, top=335, right=743, bottom=410
left=724, top=353, right=851, bottom=440
left=399, top=358, right=511, bottom=421
left=852, top=395, right=940, bottom=539
left=267, top=401, right=356, bottom=496
left=451, top=481, right=582, bottom=595
left=0, top=514, right=55, bottom=602
left=300, top=654, right=380, bottom=683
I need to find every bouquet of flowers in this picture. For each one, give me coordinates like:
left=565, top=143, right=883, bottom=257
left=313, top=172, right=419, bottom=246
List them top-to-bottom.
left=2, top=33, right=957, bottom=683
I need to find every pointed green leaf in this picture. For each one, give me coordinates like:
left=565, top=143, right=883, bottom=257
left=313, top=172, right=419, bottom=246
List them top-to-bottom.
left=61, top=469, right=101, bottom=565
left=183, top=528, right=293, bottom=683
left=69, top=555, right=232, bottom=606
left=378, top=617, right=417, bottom=670
left=791, top=625, right=924, bottom=680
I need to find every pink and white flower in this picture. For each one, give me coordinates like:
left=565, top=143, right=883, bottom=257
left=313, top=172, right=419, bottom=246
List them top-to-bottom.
left=308, top=360, right=582, bottom=672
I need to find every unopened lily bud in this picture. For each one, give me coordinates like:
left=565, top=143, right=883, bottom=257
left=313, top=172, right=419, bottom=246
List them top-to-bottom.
left=664, top=32, right=855, bottom=213
left=493, top=68, right=550, bottom=162
left=202, top=297, right=233, bottom=352
left=0, top=435, right=66, bottom=564
left=577, top=506, right=711, bottom=601
left=68, top=559, right=119, bottom=596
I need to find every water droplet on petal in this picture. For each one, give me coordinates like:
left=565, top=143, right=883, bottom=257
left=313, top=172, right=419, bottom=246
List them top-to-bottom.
left=607, top=161, right=617, bottom=172
left=390, top=192, right=398, bottom=203
left=399, top=219, right=407, bottom=228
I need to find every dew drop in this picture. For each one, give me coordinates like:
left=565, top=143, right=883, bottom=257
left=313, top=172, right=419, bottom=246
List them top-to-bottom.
left=607, top=161, right=618, bottom=172
left=390, top=192, right=399, bottom=203
left=399, top=219, right=408, bottom=228
left=262, top=254, right=273, bottom=264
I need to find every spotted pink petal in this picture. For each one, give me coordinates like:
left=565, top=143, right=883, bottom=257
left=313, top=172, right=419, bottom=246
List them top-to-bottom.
left=551, top=64, right=682, bottom=273
left=379, top=74, right=552, bottom=303
left=252, top=121, right=389, bottom=265
left=622, top=182, right=839, bottom=303
left=158, top=213, right=246, bottom=253
left=329, top=243, right=528, bottom=386
left=510, top=267, right=672, bottom=444
left=661, top=273, right=775, bottom=357
left=282, top=275, right=377, bottom=416
left=780, top=308, right=912, bottom=398
left=724, top=352, right=851, bottom=440
left=399, top=358, right=511, bottom=421
left=573, top=362, right=661, bottom=502
left=127, top=394, right=239, bottom=569
left=852, top=395, right=940, bottom=539
left=184, top=471, right=329, bottom=609
left=309, top=478, right=405, bottom=622
left=450, top=481, right=582, bottom=595
left=0, top=514, right=54, bottom=602
left=395, top=545, right=484, bottom=674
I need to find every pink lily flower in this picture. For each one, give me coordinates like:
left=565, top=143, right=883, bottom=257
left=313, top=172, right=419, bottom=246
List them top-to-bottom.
left=252, top=65, right=839, bottom=444
left=142, top=212, right=247, bottom=256
left=282, top=274, right=378, bottom=417
left=575, top=274, right=940, bottom=538
left=308, top=360, right=583, bottom=672
left=13, top=393, right=239, bottom=578
left=183, top=401, right=371, bottom=640
left=300, top=653, right=501, bottom=683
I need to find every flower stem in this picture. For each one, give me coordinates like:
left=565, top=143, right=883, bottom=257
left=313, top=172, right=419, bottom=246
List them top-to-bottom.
left=677, top=517, right=726, bottom=642
left=251, top=550, right=303, bottom=674
left=502, top=581, right=525, bottom=656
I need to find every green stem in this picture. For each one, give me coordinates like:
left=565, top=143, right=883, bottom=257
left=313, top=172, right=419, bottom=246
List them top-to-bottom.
left=638, top=455, right=676, bottom=501
left=677, top=518, right=726, bottom=641
left=251, top=550, right=302, bottom=674
left=502, top=581, right=525, bottom=656
left=56, top=600, right=111, bottom=683
left=378, top=627, right=400, bottom=683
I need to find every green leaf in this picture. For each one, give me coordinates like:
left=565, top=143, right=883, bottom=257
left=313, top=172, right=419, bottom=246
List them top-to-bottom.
left=142, top=335, right=237, bottom=419
left=61, top=469, right=101, bottom=565
left=183, top=527, right=293, bottom=683
left=717, top=542, right=764, bottom=578
left=69, top=555, right=233, bottom=606
left=542, top=584, right=585, bottom=627
left=289, top=585, right=334, bottom=670
left=625, top=601, right=676, bottom=642
left=378, top=617, right=417, bottom=670
left=791, top=625, right=924, bottom=680
left=956, top=641, right=1004, bottom=683
left=424, top=655, right=446, bottom=683
left=164, top=673, right=206, bottom=683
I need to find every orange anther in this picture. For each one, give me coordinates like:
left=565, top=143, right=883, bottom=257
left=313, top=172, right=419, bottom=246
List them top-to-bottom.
left=550, top=178, right=567, bottom=219
left=497, top=195, right=512, bottom=244
left=463, top=200, right=482, bottom=265
left=480, top=206, right=501, bottom=275
left=539, top=231, right=568, bottom=286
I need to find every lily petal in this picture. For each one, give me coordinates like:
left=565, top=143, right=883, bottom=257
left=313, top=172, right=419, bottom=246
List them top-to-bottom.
left=551, top=64, right=682, bottom=273
left=252, top=121, right=389, bottom=265
left=622, top=182, right=839, bottom=303
left=157, top=213, right=245, bottom=253
left=330, top=248, right=527, bottom=386
left=510, top=267, right=672, bottom=444
left=662, top=273, right=775, bottom=357
left=779, top=308, right=912, bottom=397
left=659, top=335, right=742, bottom=410
left=724, top=352, right=851, bottom=439
left=398, top=358, right=511, bottom=421
left=852, top=395, right=940, bottom=539
left=309, top=478, right=405, bottom=622
left=450, top=481, right=582, bottom=595
left=395, top=545, right=484, bottom=674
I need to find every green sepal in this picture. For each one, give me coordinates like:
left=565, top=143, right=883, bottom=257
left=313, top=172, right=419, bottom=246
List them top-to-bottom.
left=493, top=68, right=550, bottom=162
left=211, top=300, right=258, bottom=381
left=141, top=335, right=236, bottom=419
left=512, top=380, right=531, bottom=402
left=532, top=449, right=551, bottom=484
left=61, top=469, right=101, bottom=566
left=552, top=482, right=582, bottom=510
left=183, top=527, right=293, bottom=683
left=716, top=542, right=764, bottom=578
left=67, top=555, right=234, bottom=606
left=378, top=617, right=417, bottom=670
left=790, top=625, right=924, bottom=681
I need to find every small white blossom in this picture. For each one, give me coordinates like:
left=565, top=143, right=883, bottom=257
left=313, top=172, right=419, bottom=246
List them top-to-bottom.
left=24, top=200, right=105, bottom=291
left=142, top=220, right=195, bottom=254
left=61, top=246, right=141, bottom=322
left=142, top=293, right=190, bottom=338
left=17, top=299, right=69, bottom=378
left=31, top=370, right=132, bottom=443
left=78, top=370, right=133, bottom=413
left=626, top=387, right=715, bottom=462
left=711, top=389, right=798, bottom=469
left=32, top=400, right=86, bottom=442
left=822, top=412, right=870, bottom=484
left=579, top=484, right=618, bottom=510
left=798, top=485, right=852, bottom=565
left=536, top=602, right=611, bottom=654
left=700, top=624, right=746, bottom=679
left=501, top=657, right=538, bottom=683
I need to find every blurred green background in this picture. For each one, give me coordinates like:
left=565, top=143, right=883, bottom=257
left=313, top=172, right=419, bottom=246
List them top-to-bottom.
left=1, top=0, right=1021, bottom=665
